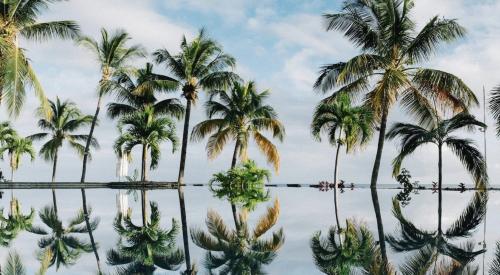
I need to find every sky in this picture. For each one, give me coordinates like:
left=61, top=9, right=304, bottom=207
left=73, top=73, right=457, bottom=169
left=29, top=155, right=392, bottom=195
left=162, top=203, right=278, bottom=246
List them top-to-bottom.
left=2, top=0, right=500, bottom=186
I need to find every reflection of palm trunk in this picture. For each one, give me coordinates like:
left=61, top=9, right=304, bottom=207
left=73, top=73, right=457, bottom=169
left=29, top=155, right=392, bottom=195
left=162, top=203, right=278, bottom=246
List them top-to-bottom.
left=177, top=98, right=192, bottom=272
left=370, top=104, right=388, bottom=188
left=230, top=140, right=240, bottom=230
left=333, top=141, right=342, bottom=246
left=438, top=143, right=443, bottom=234
left=141, top=144, right=148, bottom=226
left=51, top=150, right=58, bottom=214
left=371, top=187, right=387, bottom=264
left=80, top=188, right=102, bottom=274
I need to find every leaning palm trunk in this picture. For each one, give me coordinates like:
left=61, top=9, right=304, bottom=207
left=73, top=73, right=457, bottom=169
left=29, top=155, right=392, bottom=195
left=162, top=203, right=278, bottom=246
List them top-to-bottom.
left=177, top=98, right=192, bottom=273
left=370, top=105, right=389, bottom=188
left=230, top=140, right=241, bottom=230
left=333, top=141, right=342, bottom=246
left=51, top=150, right=59, bottom=214
left=371, top=187, right=388, bottom=264
left=80, top=188, right=102, bottom=274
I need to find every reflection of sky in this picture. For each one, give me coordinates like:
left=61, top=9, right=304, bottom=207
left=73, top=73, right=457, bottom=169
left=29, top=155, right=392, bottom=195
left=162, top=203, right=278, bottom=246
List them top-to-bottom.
left=0, top=187, right=494, bottom=274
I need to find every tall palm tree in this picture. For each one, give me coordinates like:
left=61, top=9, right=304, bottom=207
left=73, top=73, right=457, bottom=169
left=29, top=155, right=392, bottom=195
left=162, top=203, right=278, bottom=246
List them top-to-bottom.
left=0, top=0, right=80, bottom=117
left=314, top=0, right=477, bottom=189
left=78, top=28, right=144, bottom=273
left=154, top=29, right=238, bottom=273
left=107, top=62, right=184, bottom=120
left=192, top=81, right=284, bottom=229
left=311, top=93, right=372, bottom=233
left=30, top=98, right=97, bottom=213
left=114, top=106, right=178, bottom=225
left=387, top=112, right=487, bottom=190
left=0, top=134, right=35, bottom=181
left=387, top=190, right=487, bottom=272
left=191, top=199, right=284, bottom=274
left=107, top=201, right=184, bottom=274
left=29, top=205, right=99, bottom=271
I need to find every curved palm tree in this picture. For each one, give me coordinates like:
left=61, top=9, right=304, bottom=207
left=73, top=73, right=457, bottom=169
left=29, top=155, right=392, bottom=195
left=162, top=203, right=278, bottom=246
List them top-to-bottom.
left=0, top=0, right=80, bottom=117
left=314, top=0, right=477, bottom=189
left=78, top=29, right=144, bottom=273
left=154, top=29, right=238, bottom=273
left=107, top=62, right=184, bottom=120
left=192, top=81, right=285, bottom=171
left=311, top=93, right=372, bottom=232
left=30, top=98, right=97, bottom=213
left=114, top=106, right=178, bottom=225
left=387, top=112, right=487, bottom=189
left=0, top=134, right=35, bottom=181
left=387, top=190, right=487, bottom=271
left=191, top=199, right=284, bottom=274
left=107, top=201, right=184, bottom=274
left=29, top=205, right=98, bottom=270
left=311, top=219, right=394, bottom=275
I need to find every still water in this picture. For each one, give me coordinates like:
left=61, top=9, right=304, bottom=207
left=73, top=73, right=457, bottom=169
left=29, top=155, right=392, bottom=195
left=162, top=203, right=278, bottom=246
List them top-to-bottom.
left=0, top=186, right=494, bottom=274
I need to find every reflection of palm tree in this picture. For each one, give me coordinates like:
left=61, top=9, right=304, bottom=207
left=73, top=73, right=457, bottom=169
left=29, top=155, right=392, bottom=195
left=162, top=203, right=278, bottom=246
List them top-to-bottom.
left=387, top=190, right=487, bottom=270
left=0, top=198, right=34, bottom=244
left=191, top=199, right=284, bottom=274
left=107, top=201, right=184, bottom=274
left=30, top=205, right=98, bottom=270
left=311, top=219, right=394, bottom=275
left=2, top=250, right=26, bottom=275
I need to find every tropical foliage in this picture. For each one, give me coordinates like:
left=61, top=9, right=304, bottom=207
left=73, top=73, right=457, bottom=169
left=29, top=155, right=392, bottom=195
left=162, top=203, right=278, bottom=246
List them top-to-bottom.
left=0, top=122, right=16, bottom=145
left=0, top=134, right=35, bottom=181
left=0, top=198, right=34, bottom=246
left=191, top=199, right=284, bottom=274
left=107, top=201, right=184, bottom=274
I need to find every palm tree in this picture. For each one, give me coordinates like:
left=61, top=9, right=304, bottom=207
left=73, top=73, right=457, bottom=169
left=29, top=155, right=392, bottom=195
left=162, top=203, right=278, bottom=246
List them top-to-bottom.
left=0, top=0, right=80, bottom=117
left=314, top=0, right=477, bottom=189
left=78, top=29, right=144, bottom=273
left=154, top=29, right=238, bottom=273
left=107, top=62, right=184, bottom=120
left=192, top=81, right=284, bottom=229
left=311, top=93, right=372, bottom=233
left=30, top=98, right=97, bottom=213
left=114, top=107, right=178, bottom=225
left=387, top=112, right=487, bottom=190
left=0, top=122, right=16, bottom=145
left=0, top=134, right=35, bottom=181
left=387, top=190, right=487, bottom=271
left=0, top=198, right=34, bottom=237
left=191, top=199, right=284, bottom=274
left=107, top=201, right=184, bottom=274
left=30, top=205, right=99, bottom=270
left=311, top=219, right=394, bottom=275
left=2, top=250, right=26, bottom=275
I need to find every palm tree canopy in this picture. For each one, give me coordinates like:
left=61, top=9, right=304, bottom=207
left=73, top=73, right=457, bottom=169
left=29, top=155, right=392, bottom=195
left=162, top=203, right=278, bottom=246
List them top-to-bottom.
left=0, top=0, right=81, bottom=117
left=315, top=0, right=477, bottom=128
left=78, top=28, right=145, bottom=93
left=153, top=28, right=239, bottom=102
left=107, top=62, right=184, bottom=120
left=191, top=81, right=285, bottom=171
left=488, top=85, right=500, bottom=136
left=311, top=93, right=373, bottom=151
left=29, top=97, right=98, bottom=161
left=114, top=106, right=178, bottom=169
left=386, top=112, right=487, bottom=186
left=0, top=121, right=17, bottom=145
left=0, top=133, right=35, bottom=171
left=191, top=199, right=284, bottom=274
left=107, top=201, right=184, bottom=274
left=29, top=205, right=98, bottom=269
left=3, top=250, right=26, bottom=275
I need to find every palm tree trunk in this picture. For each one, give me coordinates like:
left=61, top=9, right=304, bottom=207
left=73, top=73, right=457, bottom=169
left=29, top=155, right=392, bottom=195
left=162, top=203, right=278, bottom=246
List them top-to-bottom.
left=177, top=98, right=192, bottom=273
left=370, top=104, right=389, bottom=188
left=230, top=140, right=241, bottom=230
left=333, top=142, right=342, bottom=246
left=438, top=143, right=443, bottom=234
left=141, top=144, right=148, bottom=226
left=51, top=150, right=59, bottom=214
left=10, top=154, right=14, bottom=182
left=371, top=187, right=388, bottom=264
left=80, top=188, right=102, bottom=275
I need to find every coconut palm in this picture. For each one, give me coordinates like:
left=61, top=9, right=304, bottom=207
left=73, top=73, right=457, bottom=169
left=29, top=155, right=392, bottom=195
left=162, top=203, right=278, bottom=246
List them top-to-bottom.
left=0, top=0, right=80, bottom=117
left=314, top=0, right=477, bottom=189
left=154, top=29, right=238, bottom=272
left=107, top=62, right=184, bottom=120
left=311, top=93, right=372, bottom=233
left=29, top=98, right=97, bottom=213
left=114, top=106, right=178, bottom=225
left=387, top=112, right=487, bottom=189
left=0, top=122, right=16, bottom=145
left=0, top=134, right=35, bottom=181
left=387, top=190, right=487, bottom=271
left=0, top=198, right=34, bottom=238
left=191, top=199, right=284, bottom=274
left=107, top=201, right=184, bottom=274
left=29, top=205, right=98, bottom=270
left=311, top=219, right=394, bottom=275
left=2, top=250, right=26, bottom=275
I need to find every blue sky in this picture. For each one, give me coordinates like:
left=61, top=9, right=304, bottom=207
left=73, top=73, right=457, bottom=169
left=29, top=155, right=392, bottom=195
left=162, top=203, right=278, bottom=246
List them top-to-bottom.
left=2, top=0, right=500, bottom=186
